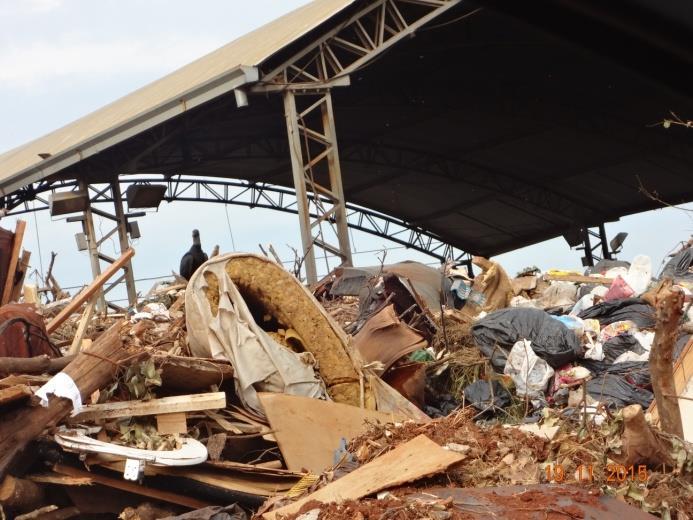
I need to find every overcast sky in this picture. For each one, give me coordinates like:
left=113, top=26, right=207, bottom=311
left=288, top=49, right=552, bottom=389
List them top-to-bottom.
left=1, top=0, right=691, bottom=303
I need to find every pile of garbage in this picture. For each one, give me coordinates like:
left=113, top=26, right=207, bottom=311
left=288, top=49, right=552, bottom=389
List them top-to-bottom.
left=0, top=241, right=691, bottom=519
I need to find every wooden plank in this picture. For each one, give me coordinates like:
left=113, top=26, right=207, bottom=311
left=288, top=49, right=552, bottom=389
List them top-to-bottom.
left=1, top=220, right=26, bottom=305
left=46, top=249, right=135, bottom=334
left=10, top=250, right=31, bottom=303
left=543, top=273, right=614, bottom=285
left=67, top=296, right=97, bottom=355
left=0, top=355, right=74, bottom=377
left=156, top=355, right=233, bottom=392
left=0, top=374, right=51, bottom=387
left=0, top=384, right=33, bottom=406
left=72, top=392, right=226, bottom=422
left=259, top=393, right=403, bottom=473
left=204, top=410, right=243, bottom=434
left=156, top=412, right=187, bottom=435
left=264, top=434, right=465, bottom=520
left=205, top=460, right=303, bottom=477
left=98, top=461, right=299, bottom=497
left=53, top=463, right=210, bottom=509
left=145, top=466, right=298, bottom=496
left=26, top=474, right=92, bottom=486
left=17, top=505, right=80, bottom=520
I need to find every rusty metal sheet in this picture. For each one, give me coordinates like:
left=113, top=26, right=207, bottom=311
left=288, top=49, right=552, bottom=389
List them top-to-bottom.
left=0, top=303, right=58, bottom=358
left=411, top=485, right=655, bottom=520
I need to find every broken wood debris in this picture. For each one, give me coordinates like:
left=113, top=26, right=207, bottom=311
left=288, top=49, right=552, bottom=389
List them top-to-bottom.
left=0, top=245, right=691, bottom=519
left=71, top=391, right=226, bottom=422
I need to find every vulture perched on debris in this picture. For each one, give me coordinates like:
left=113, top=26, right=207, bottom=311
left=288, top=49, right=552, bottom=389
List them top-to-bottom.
left=180, top=229, right=208, bottom=280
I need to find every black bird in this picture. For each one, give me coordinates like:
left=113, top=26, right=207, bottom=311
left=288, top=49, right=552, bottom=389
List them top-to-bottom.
left=180, top=229, right=208, bottom=280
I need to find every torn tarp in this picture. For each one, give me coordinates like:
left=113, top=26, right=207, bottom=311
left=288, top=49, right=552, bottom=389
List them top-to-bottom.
left=660, top=246, right=693, bottom=283
left=185, top=255, right=327, bottom=416
left=329, top=261, right=447, bottom=311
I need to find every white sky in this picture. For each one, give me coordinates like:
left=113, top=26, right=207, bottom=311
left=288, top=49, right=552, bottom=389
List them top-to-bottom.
left=0, top=0, right=691, bottom=302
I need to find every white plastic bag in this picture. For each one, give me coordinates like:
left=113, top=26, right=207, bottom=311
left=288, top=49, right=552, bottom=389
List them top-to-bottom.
left=623, top=255, right=652, bottom=295
left=503, top=339, right=555, bottom=398
left=583, top=342, right=604, bottom=361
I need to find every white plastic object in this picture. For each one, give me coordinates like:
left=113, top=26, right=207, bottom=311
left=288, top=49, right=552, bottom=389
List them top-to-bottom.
left=623, top=255, right=652, bottom=296
left=503, top=339, right=554, bottom=398
left=35, top=372, right=83, bottom=416
left=54, top=429, right=208, bottom=466
left=123, top=458, right=145, bottom=481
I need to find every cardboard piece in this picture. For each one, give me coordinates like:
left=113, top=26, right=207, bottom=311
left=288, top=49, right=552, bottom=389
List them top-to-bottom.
left=259, top=393, right=403, bottom=473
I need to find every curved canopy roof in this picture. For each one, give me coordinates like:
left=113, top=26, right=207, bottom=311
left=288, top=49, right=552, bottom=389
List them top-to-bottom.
left=1, top=0, right=693, bottom=257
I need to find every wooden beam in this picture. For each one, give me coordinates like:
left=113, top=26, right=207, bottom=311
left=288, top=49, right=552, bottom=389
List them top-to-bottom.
left=2, top=220, right=27, bottom=305
left=46, top=249, right=135, bottom=334
left=10, top=250, right=31, bottom=303
left=543, top=273, right=614, bottom=285
left=67, top=296, right=97, bottom=355
left=0, top=322, right=128, bottom=479
left=0, top=355, right=74, bottom=377
left=0, top=385, right=33, bottom=406
left=72, top=392, right=226, bottom=422
left=204, top=410, right=244, bottom=435
left=52, top=464, right=210, bottom=510
left=0, top=475, right=45, bottom=513
left=16, top=505, right=80, bottom=520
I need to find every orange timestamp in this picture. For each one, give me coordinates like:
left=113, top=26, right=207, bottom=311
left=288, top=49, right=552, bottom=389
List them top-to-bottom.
left=545, top=463, right=649, bottom=483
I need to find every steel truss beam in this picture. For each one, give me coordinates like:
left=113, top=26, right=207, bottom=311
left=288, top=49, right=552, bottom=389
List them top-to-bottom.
left=254, top=0, right=460, bottom=282
left=256, top=0, right=462, bottom=91
left=284, top=90, right=352, bottom=283
left=3, top=176, right=472, bottom=270
left=71, top=183, right=138, bottom=311
left=577, top=224, right=612, bottom=267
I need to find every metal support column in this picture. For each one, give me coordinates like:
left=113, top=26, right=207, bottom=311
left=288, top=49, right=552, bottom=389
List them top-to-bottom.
left=283, top=90, right=352, bottom=284
left=79, top=180, right=106, bottom=312
left=111, top=182, right=137, bottom=308
left=598, top=223, right=611, bottom=260
left=578, top=225, right=612, bottom=267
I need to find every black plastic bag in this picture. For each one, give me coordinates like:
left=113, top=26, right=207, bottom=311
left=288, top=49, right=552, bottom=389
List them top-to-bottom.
left=660, top=248, right=693, bottom=283
left=578, top=298, right=655, bottom=328
left=472, top=307, right=583, bottom=370
left=602, top=334, right=646, bottom=363
left=579, top=360, right=651, bottom=387
left=586, top=374, right=653, bottom=409
left=463, top=380, right=511, bottom=411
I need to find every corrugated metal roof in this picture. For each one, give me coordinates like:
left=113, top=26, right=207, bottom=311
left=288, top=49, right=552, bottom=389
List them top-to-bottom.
left=0, top=0, right=355, bottom=195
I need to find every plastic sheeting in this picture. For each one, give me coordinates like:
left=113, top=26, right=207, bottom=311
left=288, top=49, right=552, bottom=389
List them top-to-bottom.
left=660, top=247, right=693, bottom=283
left=185, top=256, right=327, bottom=417
left=577, top=298, right=656, bottom=328
left=472, top=308, right=583, bottom=370
left=602, top=334, right=646, bottom=364
left=579, top=360, right=651, bottom=387
left=585, top=374, right=654, bottom=409
left=463, top=380, right=511, bottom=411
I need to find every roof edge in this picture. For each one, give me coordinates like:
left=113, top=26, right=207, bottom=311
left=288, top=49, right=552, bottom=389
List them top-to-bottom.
left=0, top=65, right=259, bottom=197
